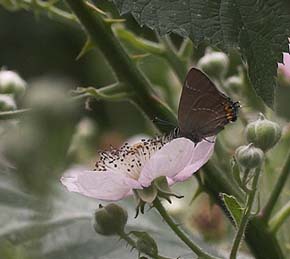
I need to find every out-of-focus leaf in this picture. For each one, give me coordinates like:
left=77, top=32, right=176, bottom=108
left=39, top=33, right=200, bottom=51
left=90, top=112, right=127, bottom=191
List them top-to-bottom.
left=111, top=0, right=290, bottom=107
left=2, top=79, right=80, bottom=196
left=0, top=171, right=222, bottom=259
left=221, top=193, right=243, bottom=228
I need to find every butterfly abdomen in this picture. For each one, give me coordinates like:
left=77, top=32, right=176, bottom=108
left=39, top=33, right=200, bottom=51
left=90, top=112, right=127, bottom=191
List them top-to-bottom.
left=224, top=100, right=240, bottom=122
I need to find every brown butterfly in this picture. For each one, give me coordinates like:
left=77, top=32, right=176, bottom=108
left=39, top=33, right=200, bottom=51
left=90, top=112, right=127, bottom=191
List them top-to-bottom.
left=177, top=68, right=239, bottom=143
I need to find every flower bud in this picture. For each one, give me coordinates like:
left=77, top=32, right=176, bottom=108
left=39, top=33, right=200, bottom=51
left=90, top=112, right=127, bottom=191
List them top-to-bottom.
left=197, top=48, right=229, bottom=79
left=0, top=70, right=26, bottom=96
left=224, top=75, right=243, bottom=94
left=0, top=94, right=17, bottom=111
left=246, top=113, right=281, bottom=151
left=235, top=144, right=264, bottom=169
left=94, top=203, right=128, bottom=236
left=132, top=231, right=158, bottom=257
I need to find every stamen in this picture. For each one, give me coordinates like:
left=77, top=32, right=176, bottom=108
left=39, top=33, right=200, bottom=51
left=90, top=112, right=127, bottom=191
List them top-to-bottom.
left=94, top=134, right=172, bottom=179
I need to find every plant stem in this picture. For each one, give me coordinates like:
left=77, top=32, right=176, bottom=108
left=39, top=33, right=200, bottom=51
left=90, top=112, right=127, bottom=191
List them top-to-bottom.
left=20, top=0, right=77, bottom=26
left=65, top=0, right=177, bottom=133
left=114, top=27, right=165, bottom=56
left=116, top=27, right=186, bottom=84
left=158, top=35, right=187, bottom=81
left=178, top=38, right=194, bottom=60
left=0, top=108, right=31, bottom=120
left=261, top=150, right=290, bottom=222
left=203, top=161, right=245, bottom=203
left=202, top=163, right=283, bottom=259
left=230, top=167, right=261, bottom=259
left=242, top=168, right=250, bottom=186
left=153, top=198, right=221, bottom=259
left=269, top=200, right=290, bottom=234
left=119, top=231, right=173, bottom=259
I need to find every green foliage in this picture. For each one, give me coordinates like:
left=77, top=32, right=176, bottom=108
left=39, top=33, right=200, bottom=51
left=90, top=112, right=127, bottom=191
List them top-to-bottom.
left=112, top=0, right=290, bottom=107
left=3, top=80, right=80, bottom=196
left=0, top=173, right=222, bottom=259
left=221, top=193, right=243, bottom=228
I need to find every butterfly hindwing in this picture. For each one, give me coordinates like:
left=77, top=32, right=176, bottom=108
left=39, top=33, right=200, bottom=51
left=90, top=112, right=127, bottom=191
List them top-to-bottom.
left=178, top=68, right=238, bottom=142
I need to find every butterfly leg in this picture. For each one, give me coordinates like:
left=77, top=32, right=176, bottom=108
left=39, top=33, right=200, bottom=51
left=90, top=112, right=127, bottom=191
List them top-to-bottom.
left=202, top=137, right=216, bottom=144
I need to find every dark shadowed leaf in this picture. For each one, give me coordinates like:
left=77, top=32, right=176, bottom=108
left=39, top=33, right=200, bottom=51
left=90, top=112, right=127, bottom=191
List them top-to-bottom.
left=111, top=0, right=290, bottom=107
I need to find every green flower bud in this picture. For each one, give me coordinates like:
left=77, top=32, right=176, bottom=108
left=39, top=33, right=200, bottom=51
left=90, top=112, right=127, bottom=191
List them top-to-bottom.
left=197, top=48, right=229, bottom=79
left=0, top=70, right=26, bottom=96
left=224, top=75, right=243, bottom=94
left=0, top=94, right=17, bottom=111
left=246, top=113, right=281, bottom=151
left=235, top=144, right=264, bottom=169
left=94, top=203, right=128, bottom=236
left=131, top=231, right=158, bottom=257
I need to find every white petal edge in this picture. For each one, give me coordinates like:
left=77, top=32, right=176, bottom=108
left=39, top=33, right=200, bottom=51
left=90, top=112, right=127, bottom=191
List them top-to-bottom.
left=138, top=138, right=196, bottom=187
left=172, top=138, right=215, bottom=182
left=61, top=166, right=142, bottom=201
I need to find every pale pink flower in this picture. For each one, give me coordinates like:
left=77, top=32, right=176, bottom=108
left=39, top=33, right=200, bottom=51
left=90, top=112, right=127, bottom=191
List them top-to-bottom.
left=278, top=44, right=290, bottom=79
left=61, top=137, right=215, bottom=201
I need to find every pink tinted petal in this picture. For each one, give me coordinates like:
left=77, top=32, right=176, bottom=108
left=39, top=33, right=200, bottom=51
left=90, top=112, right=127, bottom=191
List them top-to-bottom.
left=278, top=46, right=290, bottom=78
left=282, top=53, right=290, bottom=78
left=139, top=138, right=196, bottom=187
left=172, top=138, right=215, bottom=182
left=60, top=166, right=90, bottom=194
left=61, top=167, right=141, bottom=201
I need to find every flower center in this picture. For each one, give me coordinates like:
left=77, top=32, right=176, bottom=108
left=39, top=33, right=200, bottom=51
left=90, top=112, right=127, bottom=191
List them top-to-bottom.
left=94, top=135, right=172, bottom=179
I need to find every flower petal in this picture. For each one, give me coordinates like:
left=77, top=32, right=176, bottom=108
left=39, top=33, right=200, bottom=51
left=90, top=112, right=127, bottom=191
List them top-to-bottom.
left=278, top=47, right=290, bottom=79
left=138, top=138, right=196, bottom=187
left=172, top=138, right=215, bottom=182
left=61, top=166, right=141, bottom=201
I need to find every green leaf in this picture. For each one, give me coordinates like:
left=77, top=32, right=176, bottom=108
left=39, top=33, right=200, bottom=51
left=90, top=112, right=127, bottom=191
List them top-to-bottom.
left=111, top=0, right=290, bottom=107
left=0, top=172, right=222, bottom=259
left=221, top=193, right=244, bottom=227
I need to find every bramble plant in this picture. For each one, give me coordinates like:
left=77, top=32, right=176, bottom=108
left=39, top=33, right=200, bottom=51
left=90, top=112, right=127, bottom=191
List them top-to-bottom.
left=0, top=1, right=290, bottom=259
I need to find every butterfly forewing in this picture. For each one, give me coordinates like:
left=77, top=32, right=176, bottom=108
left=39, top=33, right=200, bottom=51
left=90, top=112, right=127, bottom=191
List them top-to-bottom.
left=178, top=68, right=237, bottom=142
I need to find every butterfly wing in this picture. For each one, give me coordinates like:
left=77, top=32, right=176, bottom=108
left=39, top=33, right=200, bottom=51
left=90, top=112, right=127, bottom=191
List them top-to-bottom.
left=178, top=68, right=234, bottom=141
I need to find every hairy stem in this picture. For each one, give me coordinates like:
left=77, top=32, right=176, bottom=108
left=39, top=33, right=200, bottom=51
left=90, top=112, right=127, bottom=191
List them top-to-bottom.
left=20, top=0, right=77, bottom=25
left=65, top=0, right=177, bottom=133
left=158, top=35, right=187, bottom=81
left=0, top=108, right=31, bottom=120
left=261, top=150, right=290, bottom=222
left=202, top=162, right=283, bottom=259
left=230, top=167, right=260, bottom=259
left=242, top=168, right=250, bottom=186
left=153, top=198, right=221, bottom=259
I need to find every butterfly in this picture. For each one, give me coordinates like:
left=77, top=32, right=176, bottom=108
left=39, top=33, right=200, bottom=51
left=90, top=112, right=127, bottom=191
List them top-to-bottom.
left=177, top=68, right=239, bottom=143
